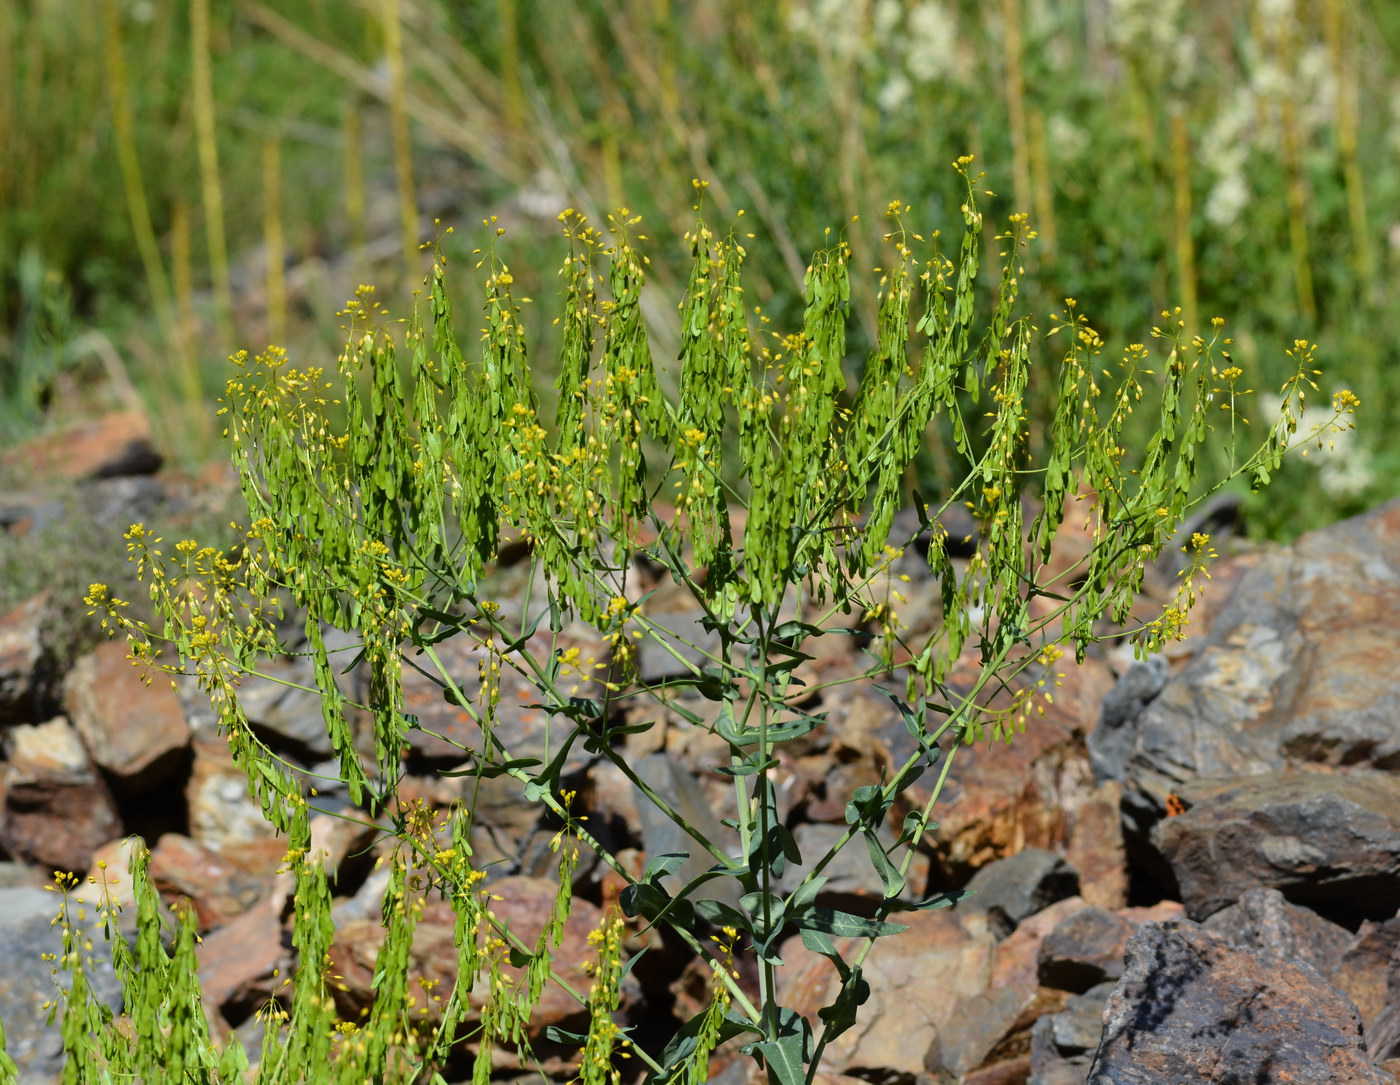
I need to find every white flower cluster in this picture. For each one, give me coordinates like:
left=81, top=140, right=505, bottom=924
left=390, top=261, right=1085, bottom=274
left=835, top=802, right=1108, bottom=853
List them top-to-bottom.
left=788, top=0, right=967, bottom=113
left=1288, top=399, right=1374, bottom=499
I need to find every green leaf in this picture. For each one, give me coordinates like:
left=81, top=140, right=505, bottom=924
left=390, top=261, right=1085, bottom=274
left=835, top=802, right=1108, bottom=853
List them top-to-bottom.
left=439, top=756, right=541, bottom=779
left=715, top=756, right=780, bottom=777
left=863, top=830, right=904, bottom=897
left=643, top=851, right=690, bottom=883
left=885, top=890, right=974, bottom=912
left=694, top=898, right=750, bottom=932
left=795, top=906, right=907, bottom=939
left=817, top=967, right=870, bottom=1042
left=743, top=1008, right=809, bottom=1085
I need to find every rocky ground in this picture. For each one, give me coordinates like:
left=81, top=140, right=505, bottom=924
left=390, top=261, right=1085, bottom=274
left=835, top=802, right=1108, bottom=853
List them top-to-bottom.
left=2, top=412, right=1399, bottom=1084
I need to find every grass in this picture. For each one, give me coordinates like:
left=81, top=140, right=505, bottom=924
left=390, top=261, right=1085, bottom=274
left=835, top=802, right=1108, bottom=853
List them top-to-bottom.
left=2, top=1, right=1397, bottom=518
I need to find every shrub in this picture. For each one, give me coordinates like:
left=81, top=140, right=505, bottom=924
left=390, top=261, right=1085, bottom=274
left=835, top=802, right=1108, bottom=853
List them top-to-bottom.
left=55, top=165, right=1352, bottom=1082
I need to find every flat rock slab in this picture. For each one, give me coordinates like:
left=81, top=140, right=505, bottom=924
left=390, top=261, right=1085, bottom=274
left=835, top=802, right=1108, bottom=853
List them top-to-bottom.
left=1154, top=770, right=1400, bottom=923
left=1089, top=919, right=1390, bottom=1084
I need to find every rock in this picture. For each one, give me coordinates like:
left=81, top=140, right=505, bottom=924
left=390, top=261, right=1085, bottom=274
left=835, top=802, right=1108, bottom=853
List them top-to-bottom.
left=2, top=410, right=162, bottom=480
left=1090, top=500, right=1400, bottom=836
left=0, top=594, right=49, bottom=724
left=636, top=606, right=722, bottom=682
left=399, top=623, right=606, bottom=772
left=64, top=640, right=191, bottom=791
left=933, top=653, right=1115, bottom=878
left=1, top=716, right=120, bottom=871
left=186, top=737, right=280, bottom=851
left=632, top=752, right=741, bottom=908
left=1154, top=770, right=1400, bottom=923
left=1065, top=779, right=1128, bottom=909
left=775, top=821, right=929, bottom=913
left=148, top=833, right=282, bottom=931
left=961, top=848, right=1080, bottom=938
left=329, top=875, right=610, bottom=1042
left=0, top=886, right=123, bottom=1084
left=1203, top=887, right=1354, bottom=980
left=196, top=895, right=289, bottom=1028
left=1038, top=906, right=1135, bottom=993
left=778, top=908, right=997, bottom=1078
left=1332, top=915, right=1400, bottom=1053
left=1088, top=919, right=1388, bottom=1083
left=1030, top=981, right=1117, bottom=1085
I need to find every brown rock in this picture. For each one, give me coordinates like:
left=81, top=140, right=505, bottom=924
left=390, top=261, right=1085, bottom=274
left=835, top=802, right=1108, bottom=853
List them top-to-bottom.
left=4, top=410, right=161, bottom=479
left=0, top=594, right=48, bottom=723
left=399, top=623, right=607, bottom=768
left=65, top=639, right=191, bottom=791
left=933, top=654, right=1115, bottom=877
left=1, top=716, right=120, bottom=871
left=1064, top=779, right=1127, bottom=909
left=149, top=833, right=281, bottom=930
left=329, top=875, right=608, bottom=1041
left=197, top=896, right=288, bottom=1027
left=778, top=908, right=997, bottom=1078
left=1332, top=916, right=1400, bottom=1041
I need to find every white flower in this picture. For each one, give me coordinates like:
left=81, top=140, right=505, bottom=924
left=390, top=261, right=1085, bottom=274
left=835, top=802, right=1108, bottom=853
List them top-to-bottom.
left=905, top=2, right=959, bottom=84
left=878, top=73, right=914, bottom=112
left=1204, top=172, right=1251, bottom=229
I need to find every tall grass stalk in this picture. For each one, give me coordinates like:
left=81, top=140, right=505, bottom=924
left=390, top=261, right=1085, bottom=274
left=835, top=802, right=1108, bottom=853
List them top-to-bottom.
left=102, top=0, right=176, bottom=348
left=192, top=0, right=236, bottom=346
left=382, top=0, right=420, bottom=277
left=999, top=0, right=1033, bottom=220
left=1324, top=0, right=1374, bottom=293
left=342, top=94, right=368, bottom=280
left=1171, top=109, right=1199, bottom=333
left=263, top=135, right=287, bottom=348
left=170, top=200, right=212, bottom=456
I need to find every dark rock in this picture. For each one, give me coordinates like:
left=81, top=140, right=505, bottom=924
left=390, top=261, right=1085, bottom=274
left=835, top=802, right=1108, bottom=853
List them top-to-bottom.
left=1089, top=500, right=1400, bottom=840
left=64, top=639, right=191, bottom=791
left=1154, top=770, right=1400, bottom=923
left=961, top=848, right=1080, bottom=938
left=0, top=886, right=123, bottom=1084
left=1203, top=887, right=1354, bottom=980
left=1038, top=906, right=1135, bottom=992
left=1332, top=915, right=1400, bottom=1054
left=1088, top=919, right=1388, bottom=1083
left=1029, top=981, right=1116, bottom=1085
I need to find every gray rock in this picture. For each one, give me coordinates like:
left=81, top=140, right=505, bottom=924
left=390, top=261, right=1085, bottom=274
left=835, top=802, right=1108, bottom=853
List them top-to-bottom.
left=1089, top=500, right=1400, bottom=841
left=0, top=595, right=49, bottom=725
left=636, top=607, right=723, bottom=682
left=1154, top=771, right=1400, bottom=923
left=961, top=848, right=1080, bottom=938
left=0, top=887, right=122, bottom=1084
left=1203, top=887, right=1354, bottom=979
left=1038, top=906, right=1135, bottom=992
left=1088, top=919, right=1388, bottom=1084
left=1029, top=981, right=1116, bottom=1085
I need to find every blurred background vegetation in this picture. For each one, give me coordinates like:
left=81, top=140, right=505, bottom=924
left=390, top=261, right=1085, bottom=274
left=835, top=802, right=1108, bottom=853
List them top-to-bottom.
left=4, top=0, right=1399, bottom=539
